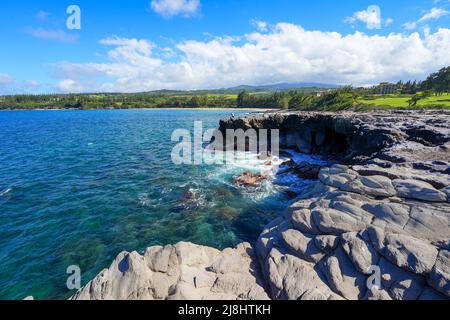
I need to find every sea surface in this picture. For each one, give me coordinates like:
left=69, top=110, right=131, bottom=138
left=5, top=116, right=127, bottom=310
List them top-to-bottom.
left=0, top=109, right=325, bottom=300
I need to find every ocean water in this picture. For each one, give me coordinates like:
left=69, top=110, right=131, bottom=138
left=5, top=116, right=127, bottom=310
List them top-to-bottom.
left=0, top=109, right=324, bottom=300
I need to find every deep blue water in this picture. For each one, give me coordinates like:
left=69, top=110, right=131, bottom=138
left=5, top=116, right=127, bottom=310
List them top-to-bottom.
left=0, top=109, right=319, bottom=300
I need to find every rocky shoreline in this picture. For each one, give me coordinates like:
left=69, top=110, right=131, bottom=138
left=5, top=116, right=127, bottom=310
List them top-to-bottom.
left=71, top=110, right=450, bottom=300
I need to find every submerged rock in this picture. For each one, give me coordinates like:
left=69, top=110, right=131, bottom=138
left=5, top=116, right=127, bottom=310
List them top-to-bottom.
left=234, top=172, right=269, bottom=187
left=172, top=190, right=205, bottom=212
left=216, top=206, right=240, bottom=221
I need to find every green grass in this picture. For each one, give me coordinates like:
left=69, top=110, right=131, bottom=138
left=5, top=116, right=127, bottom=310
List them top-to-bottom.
left=205, top=93, right=238, bottom=99
left=356, top=93, right=450, bottom=109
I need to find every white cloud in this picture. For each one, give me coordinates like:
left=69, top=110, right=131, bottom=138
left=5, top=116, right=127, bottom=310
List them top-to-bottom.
left=150, top=0, right=200, bottom=18
left=345, top=5, right=383, bottom=29
left=404, top=7, right=449, bottom=30
left=418, top=7, right=449, bottom=23
left=384, top=18, right=394, bottom=27
left=251, top=19, right=269, bottom=32
left=403, top=22, right=418, bottom=30
left=52, top=24, right=450, bottom=92
left=24, top=27, right=79, bottom=42
left=100, top=36, right=154, bottom=56
left=0, top=73, right=14, bottom=86
left=0, top=76, right=44, bottom=94
left=57, top=79, right=85, bottom=93
left=15, top=80, right=42, bottom=94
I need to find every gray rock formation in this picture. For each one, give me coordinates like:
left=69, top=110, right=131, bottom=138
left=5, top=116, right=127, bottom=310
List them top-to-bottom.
left=72, top=111, right=449, bottom=301
left=255, top=164, right=449, bottom=300
left=71, top=242, right=269, bottom=300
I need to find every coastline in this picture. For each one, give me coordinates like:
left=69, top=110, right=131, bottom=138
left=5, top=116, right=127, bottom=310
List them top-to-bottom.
left=0, top=107, right=277, bottom=112
left=69, top=110, right=450, bottom=301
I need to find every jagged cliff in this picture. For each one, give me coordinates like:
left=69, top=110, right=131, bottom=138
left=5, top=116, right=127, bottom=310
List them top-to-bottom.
left=71, top=110, right=450, bottom=300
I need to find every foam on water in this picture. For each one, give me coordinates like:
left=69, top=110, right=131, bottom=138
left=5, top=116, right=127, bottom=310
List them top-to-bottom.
left=0, top=109, right=331, bottom=300
left=205, top=148, right=328, bottom=201
left=282, top=149, right=330, bottom=166
left=0, top=188, right=12, bottom=197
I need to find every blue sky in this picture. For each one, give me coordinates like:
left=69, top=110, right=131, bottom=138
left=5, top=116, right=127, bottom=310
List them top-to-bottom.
left=0, top=0, right=450, bottom=94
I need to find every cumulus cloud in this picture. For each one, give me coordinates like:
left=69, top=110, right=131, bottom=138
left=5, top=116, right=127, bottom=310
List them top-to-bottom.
left=150, top=0, right=200, bottom=18
left=345, top=5, right=383, bottom=29
left=404, top=7, right=449, bottom=30
left=51, top=23, right=450, bottom=92
left=24, top=27, right=79, bottom=42
left=100, top=36, right=154, bottom=57
left=57, top=79, right=85, bottom=93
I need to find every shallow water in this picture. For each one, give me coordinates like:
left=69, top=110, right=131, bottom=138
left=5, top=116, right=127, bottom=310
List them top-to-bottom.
left=0, top=109, right=323, bottom=300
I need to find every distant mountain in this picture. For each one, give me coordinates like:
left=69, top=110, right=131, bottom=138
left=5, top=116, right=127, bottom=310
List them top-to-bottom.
left=70, top=82, right=341, bottom=96
left=227, top=82, right=340, bottom=91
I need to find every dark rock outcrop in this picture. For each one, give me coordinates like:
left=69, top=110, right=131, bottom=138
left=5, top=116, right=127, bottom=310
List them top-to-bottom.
left=218, top=110, right=450, bottom=165
left=280, top=161, right=322, bottom=180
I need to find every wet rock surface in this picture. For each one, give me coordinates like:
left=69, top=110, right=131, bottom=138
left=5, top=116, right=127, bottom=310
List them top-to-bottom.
left=72, top=111, right=449, bottom=300
left=234, top=172, right=269, bottom=188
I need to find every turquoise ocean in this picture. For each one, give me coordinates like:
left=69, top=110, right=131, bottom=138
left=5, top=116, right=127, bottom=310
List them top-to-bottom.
left=0, top=109, right=323, bottom=299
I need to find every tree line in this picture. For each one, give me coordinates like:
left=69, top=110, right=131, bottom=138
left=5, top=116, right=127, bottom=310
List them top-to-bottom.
left=0, top=66, right=449, bottom=110
left=356, top=66, right=450, bottom=95
left=237, top=88, right=358, bottom=111
left=0, top=93, right=237, bottom=110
